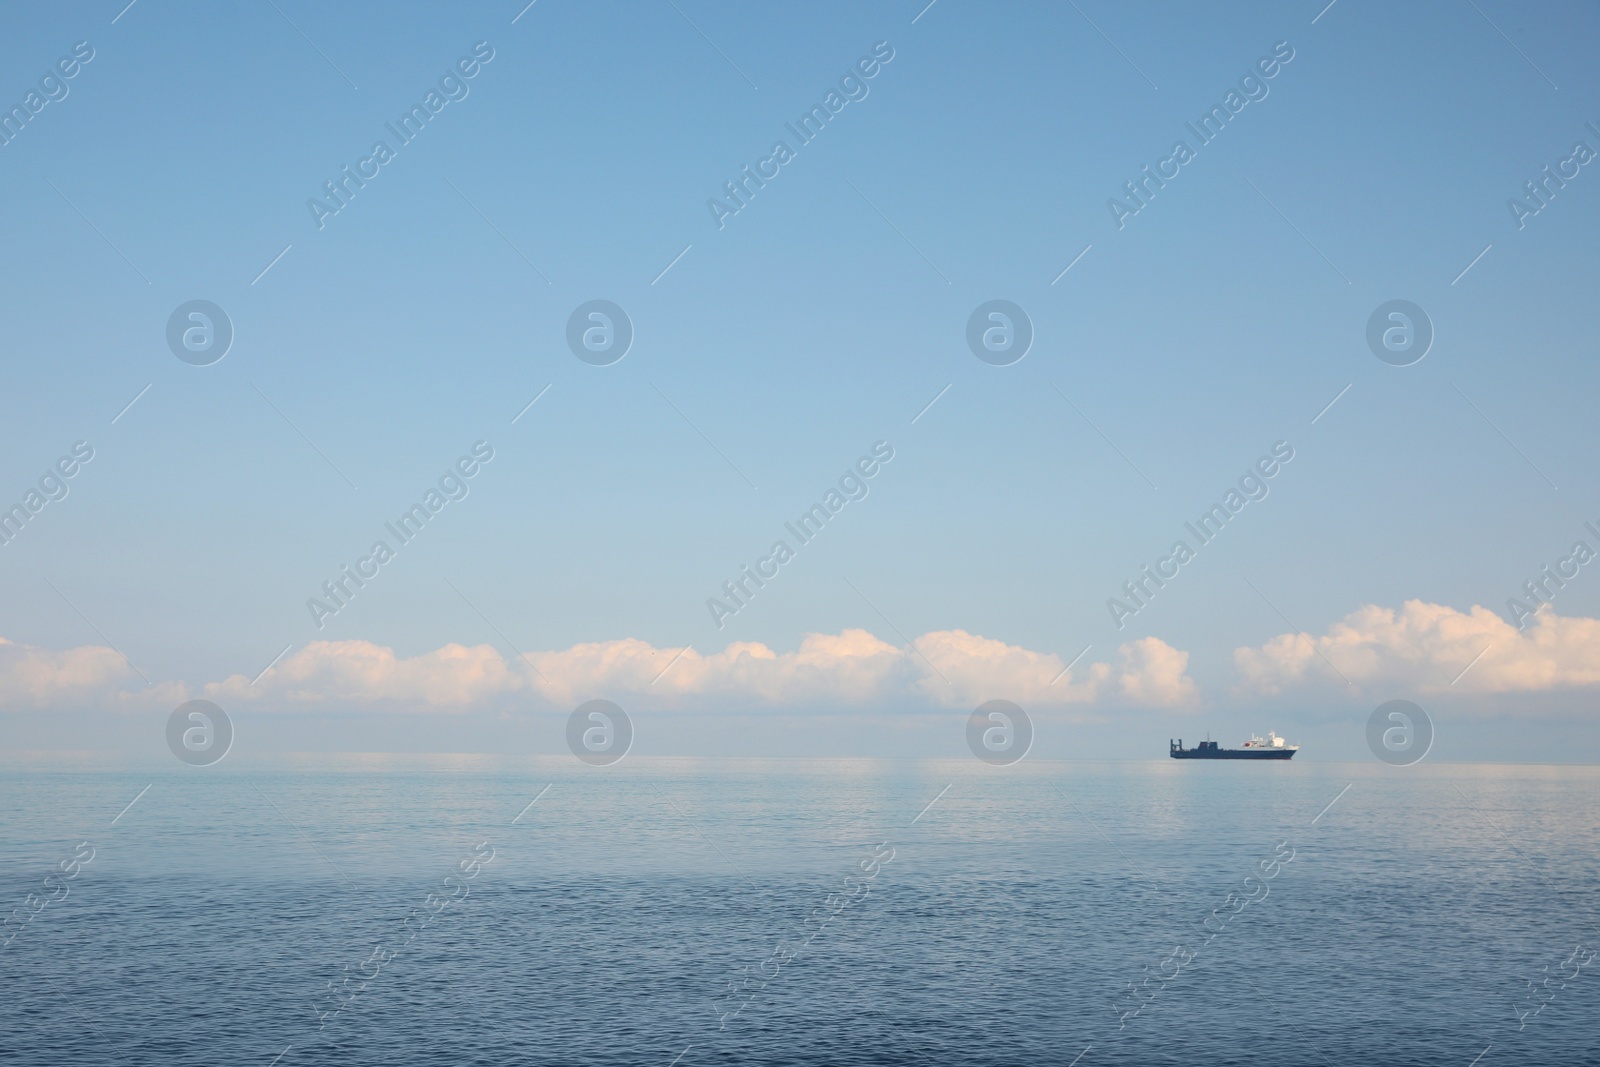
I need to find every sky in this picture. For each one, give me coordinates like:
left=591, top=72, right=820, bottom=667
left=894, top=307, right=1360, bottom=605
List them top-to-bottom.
left=1, top=0, right=1598, bottom=762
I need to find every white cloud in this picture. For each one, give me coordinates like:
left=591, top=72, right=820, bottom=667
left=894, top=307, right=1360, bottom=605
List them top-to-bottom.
left=13, top=598, right=1600, bottom=718
left=1234, top=600, right=1600, bottom=695
left=202, top=629, right=1197, bottom=712
left=590, top=629, right=915, bottom=707
left=913, top=630, right=1197, bottom=709
left=0, top=636, right=182, bottom=709
left=1115, top=636, right=1201, bottom=706
left=206, top=640, right=517, bottom=711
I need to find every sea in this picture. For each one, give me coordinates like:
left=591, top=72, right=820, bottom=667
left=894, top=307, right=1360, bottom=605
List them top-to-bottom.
left=1, top=755, right=1596, bottom=1066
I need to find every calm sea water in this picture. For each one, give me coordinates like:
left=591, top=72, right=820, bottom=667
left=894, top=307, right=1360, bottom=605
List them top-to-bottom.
left=1, top=756, right=1596, bottom=1066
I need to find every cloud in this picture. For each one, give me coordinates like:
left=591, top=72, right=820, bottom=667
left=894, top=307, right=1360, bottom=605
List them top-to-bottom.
left=14, top=597, right=1600, bottom=717
left=1233, top=600, right=1600, bottom=695
left=201, top=629, right=1196, bottom=712
left=559, top=629, right=914, bottom=708
left=913, top=630, right=1197, bottom=709
left=0, top=636, right=182, bottom=709
left=1115, top=636, right=1201, bottom=706
left=206, top=640, right=517, bottom=711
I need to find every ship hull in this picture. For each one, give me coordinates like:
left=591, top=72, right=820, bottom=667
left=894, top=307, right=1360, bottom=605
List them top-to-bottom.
left=1171, top=748, right=1294, bottom=760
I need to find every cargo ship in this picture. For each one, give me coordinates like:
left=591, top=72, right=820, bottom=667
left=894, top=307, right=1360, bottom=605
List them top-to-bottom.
left=1170, top=732, right=1297, bottom=760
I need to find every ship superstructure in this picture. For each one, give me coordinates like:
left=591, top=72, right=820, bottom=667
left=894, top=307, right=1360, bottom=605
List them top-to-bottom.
left=1170, top=731, right=1298, bottom=760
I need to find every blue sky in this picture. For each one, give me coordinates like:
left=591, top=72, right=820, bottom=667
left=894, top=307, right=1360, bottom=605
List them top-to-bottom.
left=1, top=0, right=1598, bottom=760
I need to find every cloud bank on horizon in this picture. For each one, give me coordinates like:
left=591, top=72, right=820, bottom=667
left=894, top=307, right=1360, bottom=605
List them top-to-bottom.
left=1233, top=600, right=1600, bottom=696
left=5, top=601, right=1600, bottom=714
